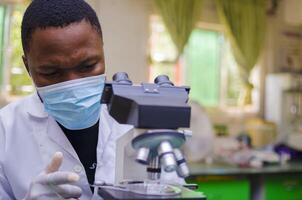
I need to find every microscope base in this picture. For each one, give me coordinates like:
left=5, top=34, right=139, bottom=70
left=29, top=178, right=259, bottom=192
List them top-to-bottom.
left=98, top=186, right=206, bottom=200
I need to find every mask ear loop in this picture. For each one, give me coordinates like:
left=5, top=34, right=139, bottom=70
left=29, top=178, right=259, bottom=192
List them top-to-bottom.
left=36, top=92, right=43, bottom=103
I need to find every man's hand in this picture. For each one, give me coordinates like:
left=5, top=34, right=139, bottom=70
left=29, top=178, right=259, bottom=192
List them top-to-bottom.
left=25, top=152, right=82, bottom=200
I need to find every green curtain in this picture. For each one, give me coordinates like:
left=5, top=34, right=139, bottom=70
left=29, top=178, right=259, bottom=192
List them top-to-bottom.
left=155, top=0, right=203, bottom=58
left=215, top=0, right=266, bottom=105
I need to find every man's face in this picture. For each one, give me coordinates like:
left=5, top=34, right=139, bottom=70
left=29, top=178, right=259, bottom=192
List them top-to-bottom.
left=23, top=20, right=105, bottom=87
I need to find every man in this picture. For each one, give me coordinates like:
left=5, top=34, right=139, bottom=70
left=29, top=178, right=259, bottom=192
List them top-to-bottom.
left=0, top=0, right=181, bottom=199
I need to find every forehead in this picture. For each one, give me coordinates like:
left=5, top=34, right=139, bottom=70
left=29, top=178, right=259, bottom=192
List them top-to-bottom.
left=27, top=21, right=102, bottom=63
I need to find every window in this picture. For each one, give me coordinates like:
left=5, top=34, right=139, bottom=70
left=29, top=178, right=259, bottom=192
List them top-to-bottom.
left=0, top=3, right=32, bottom=100
left=8, top=4, right=33, bottom=97
left=0, top=5, right=7, bottom=93
left=149, top=16, right=258, bottom=109
left=149, top=16, right=178, bottom=84
left=185, top=29, right=222, bottom=107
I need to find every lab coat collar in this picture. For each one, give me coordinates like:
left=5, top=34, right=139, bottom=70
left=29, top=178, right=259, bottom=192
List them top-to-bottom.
left=26, top=92, right=48, bottom=118
left=26, top=92, right=80, bottom=161
left=25, top=93, right=111, bottom=161
left=98, top=105, right=112, bottom=152
left=46, top=117, right=80, bottom=161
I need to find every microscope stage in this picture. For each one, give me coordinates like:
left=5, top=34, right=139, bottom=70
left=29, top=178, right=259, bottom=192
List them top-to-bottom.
left=98, top=186, right=206, bottom=200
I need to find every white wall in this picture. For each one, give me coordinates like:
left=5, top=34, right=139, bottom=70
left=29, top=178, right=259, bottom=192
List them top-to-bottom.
left=87, top=0, right=152, bottom=83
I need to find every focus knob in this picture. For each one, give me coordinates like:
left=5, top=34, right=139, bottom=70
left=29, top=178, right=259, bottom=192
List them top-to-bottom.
left=112, top=72, right=132, bottom=85
left=154, top=75, right=174, bottom=87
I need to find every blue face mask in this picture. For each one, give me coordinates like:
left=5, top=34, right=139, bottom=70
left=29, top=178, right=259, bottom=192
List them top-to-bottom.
left=37, top=74, right=105, bottom=130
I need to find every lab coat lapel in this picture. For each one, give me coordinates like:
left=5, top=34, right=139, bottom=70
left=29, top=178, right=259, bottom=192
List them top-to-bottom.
left=26, top=92, right=79, bottom=161
left=95, top=105, right=133, bottom=184
left=95, top=105, right=114, bottom=184
left=98, top=105, right=112, bottom=150
left=46, top=118, right=80, bottom=161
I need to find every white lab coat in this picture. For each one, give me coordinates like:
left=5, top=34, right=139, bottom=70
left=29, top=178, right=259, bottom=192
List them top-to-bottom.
left=0, top=93, right=182, bottom=199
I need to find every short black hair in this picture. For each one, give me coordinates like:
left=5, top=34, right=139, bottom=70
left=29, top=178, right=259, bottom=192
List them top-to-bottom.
left=21, top=0, right=102, bottom=53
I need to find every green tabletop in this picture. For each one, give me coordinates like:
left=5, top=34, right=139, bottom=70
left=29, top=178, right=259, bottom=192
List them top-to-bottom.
left=188, top=162, right=302, bottom=176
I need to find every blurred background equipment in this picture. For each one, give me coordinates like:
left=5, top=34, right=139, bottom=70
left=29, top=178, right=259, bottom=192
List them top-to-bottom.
left=265, top=73, right=302, bottom=150
left=183, top=101, right=214, bottom=163
left=245, top=118, right=276, bottom=148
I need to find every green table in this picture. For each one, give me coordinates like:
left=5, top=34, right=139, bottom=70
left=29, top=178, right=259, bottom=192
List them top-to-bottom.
left=186, top=162, right=302, bottom=200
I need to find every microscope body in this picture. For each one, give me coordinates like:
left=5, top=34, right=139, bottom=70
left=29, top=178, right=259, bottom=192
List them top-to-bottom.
left=99, top=73, right=206, bottom=199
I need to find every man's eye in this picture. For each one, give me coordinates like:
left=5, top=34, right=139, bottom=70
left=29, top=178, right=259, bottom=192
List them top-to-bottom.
left=79, top=64, right=96, bottom=72
left=40, top=71, right=59, bottom=76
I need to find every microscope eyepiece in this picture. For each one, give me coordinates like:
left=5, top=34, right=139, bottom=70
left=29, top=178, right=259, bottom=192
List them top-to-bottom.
left=112, top=72, right=133, bottom=85
left=154, top=75, right=174, bottom=87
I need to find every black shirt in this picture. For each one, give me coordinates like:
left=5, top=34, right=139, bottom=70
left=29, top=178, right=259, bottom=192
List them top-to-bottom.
left=59, top=121, right=99, bottom=188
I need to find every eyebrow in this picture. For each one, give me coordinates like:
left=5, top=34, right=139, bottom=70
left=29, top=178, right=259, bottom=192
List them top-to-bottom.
left=36, top=55, right=101, bottom=70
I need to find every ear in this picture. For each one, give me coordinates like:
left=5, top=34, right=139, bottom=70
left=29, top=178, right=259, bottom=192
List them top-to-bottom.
left=22, top=55, right=31, bottom=77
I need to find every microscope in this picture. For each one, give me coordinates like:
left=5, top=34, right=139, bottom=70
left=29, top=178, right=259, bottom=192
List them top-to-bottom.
left=98, top=72, right=206, bottom=200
